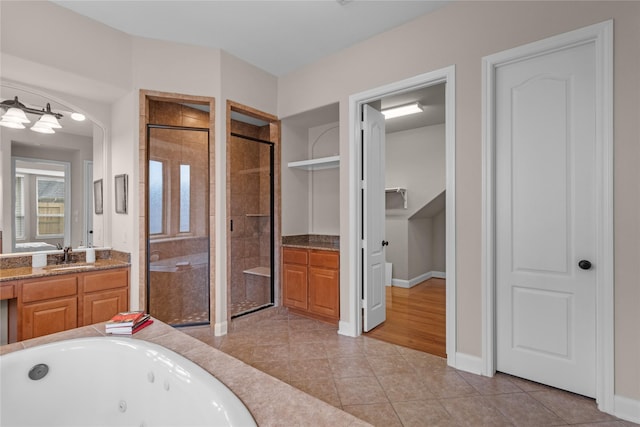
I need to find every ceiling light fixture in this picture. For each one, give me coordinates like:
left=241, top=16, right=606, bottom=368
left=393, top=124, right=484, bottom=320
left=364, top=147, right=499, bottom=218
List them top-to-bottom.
left=0, top=96, right=64, bottom=133
left=381, top=102, right=424, bottom=120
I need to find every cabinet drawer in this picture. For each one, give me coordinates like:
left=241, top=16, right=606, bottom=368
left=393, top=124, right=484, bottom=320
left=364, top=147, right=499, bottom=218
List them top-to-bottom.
left=283, top=248, right=308, bottom=265
left=309, top=250, right=339, bottom=269
left=82, top=268, right=129, bottom=293
left=22, top=276, right=78, bottom=303
left=0, top=282, right=16, bottom=300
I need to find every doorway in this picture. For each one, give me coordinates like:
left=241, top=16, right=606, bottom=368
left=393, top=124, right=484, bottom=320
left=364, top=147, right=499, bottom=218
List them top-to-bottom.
left=482, top=21, right=613, bottom=403
left=348, top=66, right=456, bottom=364
left=226, top=101, right=281, bottom=319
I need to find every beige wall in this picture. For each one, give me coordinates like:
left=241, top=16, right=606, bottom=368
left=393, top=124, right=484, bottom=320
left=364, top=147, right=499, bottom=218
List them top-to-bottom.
left=278, top=1, right=640, bottom=400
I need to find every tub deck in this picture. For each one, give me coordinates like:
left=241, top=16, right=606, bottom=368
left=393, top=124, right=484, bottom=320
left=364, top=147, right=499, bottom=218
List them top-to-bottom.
left=0, top=319, right=371, bottom=427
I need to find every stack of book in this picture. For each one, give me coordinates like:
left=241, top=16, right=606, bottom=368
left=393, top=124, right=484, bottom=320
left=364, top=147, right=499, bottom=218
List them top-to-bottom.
left=105, top=311, right=153, bottom=335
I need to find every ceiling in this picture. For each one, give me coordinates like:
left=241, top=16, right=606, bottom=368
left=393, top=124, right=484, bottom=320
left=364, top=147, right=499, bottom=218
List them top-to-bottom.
left=51, top=0, right=449, bottom=77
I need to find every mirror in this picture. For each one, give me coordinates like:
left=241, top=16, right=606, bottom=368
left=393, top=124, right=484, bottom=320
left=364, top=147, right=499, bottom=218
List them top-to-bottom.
left=1, top=82, right=107, bottom=254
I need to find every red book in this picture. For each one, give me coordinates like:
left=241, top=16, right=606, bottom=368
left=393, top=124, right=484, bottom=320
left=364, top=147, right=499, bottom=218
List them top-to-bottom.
left=106, top=311, right=147, bottom=328
left=106, top=319, right=154, bottom=335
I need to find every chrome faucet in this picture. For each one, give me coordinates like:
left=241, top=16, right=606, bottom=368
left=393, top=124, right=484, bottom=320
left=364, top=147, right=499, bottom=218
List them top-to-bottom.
left=62, top=246, right=72, bottom=263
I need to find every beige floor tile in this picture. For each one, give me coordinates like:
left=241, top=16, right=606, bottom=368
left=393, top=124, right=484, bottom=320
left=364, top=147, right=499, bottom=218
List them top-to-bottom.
left=361, top=337, right=402, bottom=357
left=324, top=338, right=365, bottom=358
left=289, top=341, right=327, bottom=360
left=251, top=343, right=290, bottom=362
left=367, top=355, right=414, bottom=376
left=329, top=357, right=375, bottom=378
left=289, top=358, right=333, bottom=382
left=250, top=359, right=290, bottom=383
left=422, top=370, right=478, bottom=398
left=458, top=371, right=524, bottom=395
left=376, top=373, right=436, bottom=402
left=335, top=376, right=389, bottom=406
left=289, top=378, right=342, bottom=408
left=529, top=389, right=616, bottom=424
left=484, top=393, right=566, bottom=426
left=439, top=396, right=514, bottom=426
left=392, top=399, right=458, bottom=427
left=343, top=403, right=403, bottom=427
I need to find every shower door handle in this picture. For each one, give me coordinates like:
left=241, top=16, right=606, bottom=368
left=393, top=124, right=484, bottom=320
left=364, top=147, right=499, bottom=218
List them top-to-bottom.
left=230, top=219, right=233, bottom=232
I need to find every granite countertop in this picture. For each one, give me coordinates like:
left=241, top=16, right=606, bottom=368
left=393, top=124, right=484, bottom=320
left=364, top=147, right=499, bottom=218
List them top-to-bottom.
left=282, top=234, right=340, bottom=252
left=0, top=249, right=130, bottom=282
left=0, top=259, right=130, bottom=282
left=0, top=321, right=370, bottom=427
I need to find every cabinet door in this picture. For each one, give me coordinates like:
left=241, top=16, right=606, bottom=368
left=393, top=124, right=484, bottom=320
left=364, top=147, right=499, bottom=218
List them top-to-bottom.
left=283, top=264, right=308, bottom=310
left=308, top=267, right=339, bottom=319
left=82, top=288, right=128, bottom=325
left=21, top=297, right=77, bottom=340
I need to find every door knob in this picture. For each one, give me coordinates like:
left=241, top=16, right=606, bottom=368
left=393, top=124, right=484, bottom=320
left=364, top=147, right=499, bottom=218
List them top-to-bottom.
left=381, top=240, right=389, bottom=247
left=578, top=260, right=592, bottom=270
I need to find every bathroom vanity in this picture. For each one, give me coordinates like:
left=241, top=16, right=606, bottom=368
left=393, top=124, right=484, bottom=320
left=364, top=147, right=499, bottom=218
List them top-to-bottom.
left=282, top=235, right=339, bottom=324
left=0, top=251, right=130, bottom=343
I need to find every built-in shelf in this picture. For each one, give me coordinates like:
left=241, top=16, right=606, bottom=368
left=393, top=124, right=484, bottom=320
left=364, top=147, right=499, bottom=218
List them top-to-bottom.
left=288, top=155, right=339, bottom=171
left=385, top=187, right=408, bottom=209
left=245, top=214, right=270, bottom=217
left=243, top=266, right=271, bottom=278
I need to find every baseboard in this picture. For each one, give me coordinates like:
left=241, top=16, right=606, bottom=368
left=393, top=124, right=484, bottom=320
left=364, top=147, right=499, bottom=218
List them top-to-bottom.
left=392, top=271, right=446, bottom=288
left=214, top=320, right=227, bottom=336
left=338, top=320, right=357, bottom=337
left=451, top=352, right=483, bottom=375
left=614, top=394, right=640, bottom=424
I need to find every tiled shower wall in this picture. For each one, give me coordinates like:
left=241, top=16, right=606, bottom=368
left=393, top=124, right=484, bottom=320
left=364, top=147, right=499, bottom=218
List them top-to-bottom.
left=229, top=120, right=273, bottom=310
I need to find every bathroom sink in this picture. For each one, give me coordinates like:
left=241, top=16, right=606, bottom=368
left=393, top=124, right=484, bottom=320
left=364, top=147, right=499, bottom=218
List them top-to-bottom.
left=43, top=263, right=96, bottom=271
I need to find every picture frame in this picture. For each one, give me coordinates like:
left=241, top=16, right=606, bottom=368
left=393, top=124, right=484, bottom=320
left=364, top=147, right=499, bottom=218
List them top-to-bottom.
left=115, top=174, right=128, bottom=214
left=93, top=179, right=103, bottom=215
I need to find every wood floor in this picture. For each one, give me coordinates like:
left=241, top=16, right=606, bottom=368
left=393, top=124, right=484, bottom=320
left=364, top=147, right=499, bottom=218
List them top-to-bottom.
left=364, top=278, right=446, bottom=358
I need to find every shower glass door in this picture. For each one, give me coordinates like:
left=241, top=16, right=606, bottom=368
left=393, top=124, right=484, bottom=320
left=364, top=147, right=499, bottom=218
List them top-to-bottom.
left=147, top=125, right=210, bottom=326
left=229, top=133, right=274, bottom=317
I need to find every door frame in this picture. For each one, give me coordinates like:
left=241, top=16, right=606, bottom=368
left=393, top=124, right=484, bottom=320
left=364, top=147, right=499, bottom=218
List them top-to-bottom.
left=481, top=20, right=614, bottom=409
left=346, top=65, right=457, bottom=366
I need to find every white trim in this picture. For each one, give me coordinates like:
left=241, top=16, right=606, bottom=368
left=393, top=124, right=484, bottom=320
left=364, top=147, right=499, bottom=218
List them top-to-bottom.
left=481, top=20, right=614, bottom=411
left=347, top=66, right=457, bottom=367
left=391, top=271, right=447, bottom=288
left=214, top=320, right=228, bottom=336
left=338, top=320, right=357, bottom=337
left=453, top=352, right=483, bottom=375
left=613, top=395, right=640, bottom=425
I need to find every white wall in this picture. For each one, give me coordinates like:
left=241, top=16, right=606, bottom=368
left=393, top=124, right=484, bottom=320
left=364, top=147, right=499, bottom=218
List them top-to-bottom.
left=277, top=1, right=640, bottom=400
left=309, top=122, right=339, bottom=235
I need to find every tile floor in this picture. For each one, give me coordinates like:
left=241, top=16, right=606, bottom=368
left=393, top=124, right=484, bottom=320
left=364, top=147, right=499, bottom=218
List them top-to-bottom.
left=182, top=310, right=636, bottom=427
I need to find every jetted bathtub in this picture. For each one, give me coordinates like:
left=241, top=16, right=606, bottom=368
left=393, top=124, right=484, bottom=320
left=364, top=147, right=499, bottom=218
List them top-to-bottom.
left=0, top=337, right=256, bottom=426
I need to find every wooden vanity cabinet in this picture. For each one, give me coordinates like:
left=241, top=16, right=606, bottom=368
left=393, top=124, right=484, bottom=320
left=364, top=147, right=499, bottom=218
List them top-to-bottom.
left=283, top=247, right=339, bottom=323
left=282, top=248, right=309, bottom=310
left=16, top=267, right=129, bottom=341
left=80, top=268, right=129, bottom=325
left=19, top=275, right=78, bottom=340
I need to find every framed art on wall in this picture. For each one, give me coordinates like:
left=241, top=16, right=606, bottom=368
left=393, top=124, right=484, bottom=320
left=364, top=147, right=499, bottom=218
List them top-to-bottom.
left=115, top=174, right=128, bottom=214
left=93, top=179, right=103, bottom=214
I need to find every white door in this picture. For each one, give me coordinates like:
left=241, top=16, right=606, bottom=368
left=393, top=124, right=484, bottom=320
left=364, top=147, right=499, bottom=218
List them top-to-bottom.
left=495, top=42, right=597, bottom=397
left=363, top=105, right=386, bottom=332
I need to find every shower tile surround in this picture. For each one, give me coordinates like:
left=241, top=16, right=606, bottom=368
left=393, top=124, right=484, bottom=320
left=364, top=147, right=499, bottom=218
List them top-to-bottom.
left=0, top=320, right=370, bottom=427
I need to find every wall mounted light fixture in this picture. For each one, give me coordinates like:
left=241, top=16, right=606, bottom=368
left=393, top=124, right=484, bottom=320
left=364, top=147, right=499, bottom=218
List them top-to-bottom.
left=0, top=96, right=63, bottom=134
left=381, top=102, right=424, bottom=120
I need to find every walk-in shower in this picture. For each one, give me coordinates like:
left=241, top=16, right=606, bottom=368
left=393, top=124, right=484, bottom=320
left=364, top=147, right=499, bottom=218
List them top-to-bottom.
left=228, top=118, right=275, bottom=318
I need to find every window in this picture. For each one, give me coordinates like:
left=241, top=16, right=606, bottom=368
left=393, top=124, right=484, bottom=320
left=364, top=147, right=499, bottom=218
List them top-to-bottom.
left=149, top=159, right=164, bottom=235
left=179, top=164, right=190, bottom=233
left=15, top=175, right=25, bottom=240
left=36, top=177, right=65, bottom=237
